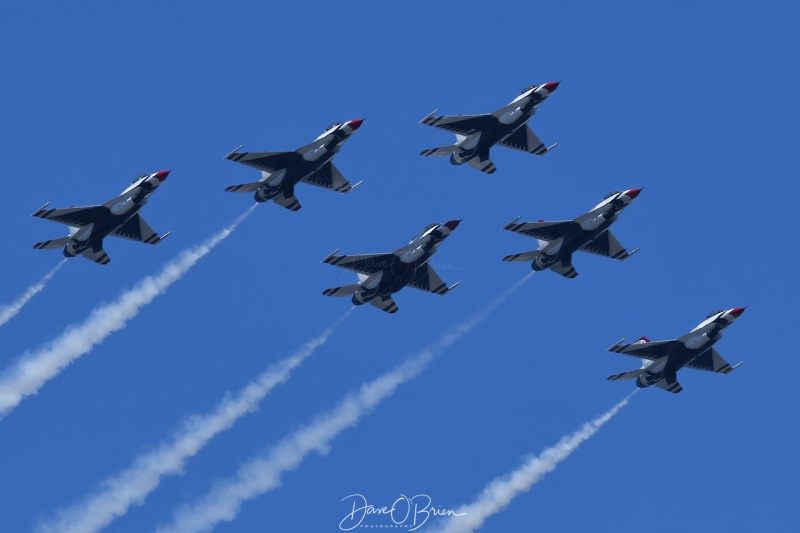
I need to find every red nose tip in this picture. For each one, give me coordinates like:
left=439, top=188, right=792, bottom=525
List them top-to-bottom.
left=542, top=81, right=560, bottom=93
left=347, top=119, right=364, bottom=131
left=152, top=170, right=170, bottom=182
left=624, top=188, right=642, bottom=199
left=443, top=219, right=461, bottom=231
left=728, top=307, right=745, bottom=318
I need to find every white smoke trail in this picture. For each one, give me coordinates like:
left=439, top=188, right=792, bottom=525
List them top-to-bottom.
left=0, top=205, right=256, bottom=419
left=0, top=259, right=67, bottom=327
left=155, top=273, right=534, bottom=533
left=37, top=307, right=352, bottom=533
left=435, top=391, right=637, bottom=533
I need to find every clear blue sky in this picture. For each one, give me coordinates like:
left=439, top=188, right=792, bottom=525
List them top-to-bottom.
left=1, top=1, right=797, bottom=531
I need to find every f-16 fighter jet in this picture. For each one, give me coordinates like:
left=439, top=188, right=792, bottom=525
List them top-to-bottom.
left=419, top=82, right=560, bottom=174
left=223, top=120, right=364, bottom=211
left=32, top=171, right=171, bottom=265
left=502, top=189, right=642, bottom=278
left=321, top=220, right=461, bottom=313
left=606, top=308, right=745, bottom=393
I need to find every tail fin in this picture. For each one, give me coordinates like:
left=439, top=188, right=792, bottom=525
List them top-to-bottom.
left=420, top=145, right=457, bottom=157
left=33, top=237, right=71, bottom=250
left=322, top=284, right=360, bottom=297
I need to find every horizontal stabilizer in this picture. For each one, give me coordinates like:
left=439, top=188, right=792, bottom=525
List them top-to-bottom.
left=420, top=145, right=457, bottom=157
left=225, top=182, right=262, bottom=194
left=33, top=236, right=71, bottom=250
left=503, top=250, right=540, bottom=262
left=322, top=284, right=360, bottom=297
left=370, top=294, right=398, bottom=314
left=608, top=369, right=643, bottom=381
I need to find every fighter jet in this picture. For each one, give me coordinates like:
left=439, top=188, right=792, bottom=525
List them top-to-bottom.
left=418, top=82, right=560, bottom=174
left=223, top=120, right=364, bottom=211
left=32, top=171, right=171, bottom=265
left=502, top=189, right=642, bottom=278
left=321, top=221, right=461, bottom=313
left=606, top=308, right=746, bottom=393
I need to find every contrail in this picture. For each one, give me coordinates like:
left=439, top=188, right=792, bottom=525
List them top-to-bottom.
left=0, top=205, right=256, bottom=419
left=0, top=259, right=66, bottom=327
left=155, top=273, right=533, bottom=533
left=37, top=308, right=352, bottom=533
left=434, top=391, right=637, bottom=533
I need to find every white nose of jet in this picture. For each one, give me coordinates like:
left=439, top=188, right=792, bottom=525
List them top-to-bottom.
left=541, top=81, right=560, bottom=94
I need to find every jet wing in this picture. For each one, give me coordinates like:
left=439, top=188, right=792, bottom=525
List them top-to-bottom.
left=419, top=112, right=495, bottom=135
left=498, top=126, right=554, bottom=156
left=225, top=150, right=302, bottom=173
left=301, top=162, right=361, bottom=193
left=32, top=204, right=106, bottom=227
left=110, top=214, right=168, bottom=244
left=503, top=219, right=575, bottom=242
left=580, top=230, right=639, bottom=260
left=81, top=243, right=110, bottom=265
left=322, top=251, right=394, bottom=274
left=408, top=264, right=460, bottom=295
left=370, top=294, right=398, bottom=314
left=607, top=338, right=681, bottom=360
left=685, top=348, right=743, bottom=374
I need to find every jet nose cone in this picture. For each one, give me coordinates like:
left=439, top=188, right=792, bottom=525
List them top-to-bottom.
left=542, top=81, right=560, bottom=93
left=347, top=119, right=365, bottom=131
left=152, top=170, right=170, bottom=182
left=624, top=188, right=643, bottom=199
left=443, top=219, right=461, bottom=231
left=728, top=307, right=746, bottom=318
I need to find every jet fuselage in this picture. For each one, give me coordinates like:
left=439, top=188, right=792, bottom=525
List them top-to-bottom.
left=451, top=84, right=555, bottom=165
left=254, top=121, right=361, bottom=202
left=62, top=172, right=167, bottom=257
left=532, top=190, right=639, bottom=271
left=352, top=222, right=458, bottom=306
left=636, top=308, right=745, bottom=388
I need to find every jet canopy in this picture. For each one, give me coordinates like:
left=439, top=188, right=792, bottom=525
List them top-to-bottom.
left=520, top=85, right=537, bottom=94
left=325, top=122, right=343, bottom=131
left=132, top=174, right=148, bottom=184
left=604, top=191, right=621, bottom=200
left=411, top=223, right=438, bottom=242
left=706, top=310, right=724, bottom=319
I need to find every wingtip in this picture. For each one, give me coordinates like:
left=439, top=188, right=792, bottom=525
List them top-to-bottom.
left=224, top=145, right=243, bottom=159
left=32, top=202, right=50, bottom=216
left=503, top=216, right=521, bottom=230
left=321, top=248, right=340, bottom=263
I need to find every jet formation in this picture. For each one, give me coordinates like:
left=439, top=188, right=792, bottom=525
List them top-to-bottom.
left=27, top=82, right=747, bottom=393
left=419, top=82, right=559, bottom=174
left=224, top=119, right=364, bottom=211
left=32, top=171, right=171, bottom=264
left=502, top=189, right=641, bottom=278
left=321, top=221, right=461, bottom=313
left=607, top=308, right=745, bottom=393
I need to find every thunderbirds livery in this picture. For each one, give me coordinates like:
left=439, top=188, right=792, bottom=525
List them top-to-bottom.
left=419, top=81, right=560, bottom=174
left=224, top=119, right=364, bottom=211
left=32, top=171, right=171, bottom=265
left=502, top=189, right=641, bottom=278
left=321, top=220, right=461, bottom=313
left=607, top=308, right=745, bottom=393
